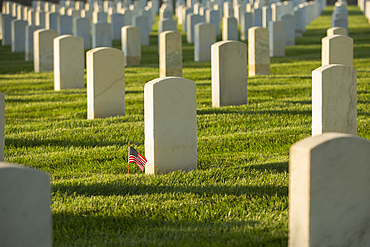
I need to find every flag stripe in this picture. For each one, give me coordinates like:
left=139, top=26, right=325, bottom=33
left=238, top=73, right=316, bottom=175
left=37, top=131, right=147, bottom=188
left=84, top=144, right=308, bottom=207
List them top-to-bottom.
left=128, top=146, right=147, bottom=172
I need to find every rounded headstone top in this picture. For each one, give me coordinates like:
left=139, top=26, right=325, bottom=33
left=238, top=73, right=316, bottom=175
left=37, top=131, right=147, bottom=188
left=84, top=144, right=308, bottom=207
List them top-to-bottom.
left=145, top=77, right=196, bottom=88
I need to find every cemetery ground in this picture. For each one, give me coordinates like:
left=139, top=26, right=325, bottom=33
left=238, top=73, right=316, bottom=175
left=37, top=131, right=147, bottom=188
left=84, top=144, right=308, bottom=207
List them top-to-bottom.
left=1, top=5, right=370, bottom=246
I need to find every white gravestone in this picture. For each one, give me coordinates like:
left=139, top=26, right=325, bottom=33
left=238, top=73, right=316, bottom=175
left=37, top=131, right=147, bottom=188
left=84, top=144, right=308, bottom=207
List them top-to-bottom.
left=193, top=2, right=202, bottom=15
left=223, top=2, right=233, bottom=18
left=11, top=3, right=18, bottom=17
left=233, top=4, right=244, bottom=25
left=16, top=5, right=25, bottom=20
left=159, top=5, right=173, bottom=19
left=176, top=5, right=184, bottom=24
left=262, top=5, right=272, bottom=28
left=22, top=7, right=30, bottom=21
left=181, top=7, right=192, bottom=32
left=253, top=7, right=263, bottom=27
left=67, top=8, right=80, bottom=21
left=122, top=8, right=134, bottom=26
left=205, top=8, right=220, bottom=35
left=294, top=8, right=304, bottom=38
left=27, top=9, right=36, bottom=25
left=81, top=9, right=93, bottom=20
left=35, top=10, right=45, bottom=28
left=93, top=10, right=107, bottom=23
left=45, top=12, right=60, bottom=31
left=240, top=12, right=252, bottom=41
left=110, top=13, right=125, bottom=41
left=279, top=13, right=295, bottom=46
left=0, top=14, right=4, bottom=40
left=59, top=14, right=73, bottom=35
left=187, top=14, right=205, bottom=43
left=2, top=15, right=15, bottom=45
left=133, top=15, right=150, bottom=45
left=222, top=16, right=238, bottom=41
left=73, top=17, right=91, bottom=49
left=332, top=17, right=348, bottom=35
left=158, top=18, right=177, bottom=53
left=158, top=18, right=177, bottom=38
left=11, top=19, right=27, bottom=52
left=269, top=20, right=285, bottom=57
left=92, top=22, right=112, bottom=48
left=194, top=22, right=216, bottom=62
left=25, top=25, right=41, bottom=61
left=121, top=26, right=141, bottom=65
left=327, top=26, right=347, bottom=36
left=248, top=27, right=270, bottom=76
left=34, top=29, right=58, bottom=72
left=159, top=31, right=182, bottom=77
left=54, top=35, right=85, bottom=90
left=322, top=35, right=353, bottom=67
left=211, top=41, right=248, bottom=107
left=87, top=47, right=125, bottom=119
left=312, top=64, right=357, bottom=136
left=144, top=77, right=197, bottom=175
left=289, top=133, right=370, bottom=247
left=0, top=162, right=52, bottom=247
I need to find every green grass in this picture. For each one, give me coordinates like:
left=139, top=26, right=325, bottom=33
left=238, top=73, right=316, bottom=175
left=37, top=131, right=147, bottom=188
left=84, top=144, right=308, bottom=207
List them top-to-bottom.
left=1, top=5, right=370, bottom=246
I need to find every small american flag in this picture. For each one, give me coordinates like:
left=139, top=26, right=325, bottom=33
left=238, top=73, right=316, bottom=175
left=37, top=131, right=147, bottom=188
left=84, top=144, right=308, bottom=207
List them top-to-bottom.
left=128, top=146, right=147, bottom=172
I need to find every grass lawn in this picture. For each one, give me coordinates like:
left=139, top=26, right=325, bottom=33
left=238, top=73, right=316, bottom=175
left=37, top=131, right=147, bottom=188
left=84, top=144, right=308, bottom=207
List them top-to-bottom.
left=0, top=5, right=369, bottom=246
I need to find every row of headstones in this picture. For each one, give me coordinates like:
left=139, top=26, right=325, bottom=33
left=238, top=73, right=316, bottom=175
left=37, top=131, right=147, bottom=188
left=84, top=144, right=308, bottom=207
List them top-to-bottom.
left=1, top=0, right=156, bottom=48
left=1, top=0, right=158, bottom=26
left=1, top=0, right=331, bottom=66
left=1, top=0, right=320, bottom=55
left=149, top=0, right=347, bottom=64
left=171, top=0, right=325, bottom=44
left=175, top=0, right=324, bottom=28
left=331, top=0, right=349, bottom=35
left=358, top=0, right=370, bottom=21
left=358, top=0, right=370, bottom=25
left=3, top=10, right=307, bottom=67
left=1, top=13, right=149, bottom=57
left=288, top=13, right=368, bottom=242
left=26, top=15, right=334, bottom=88
left=290, top=17, right=364, bottom=241
left=30, top=22, right=350, bottom=92
left=83, top=23, right=355, bottom=169
left=37, top=24, right=353, bottom=116
left=34, top=26, right=140, bottom=75
left=1, top=27, right=357, bottom=174
left=75, top=28, right=354, bottom=171
left=155, top=49, right=364, bottom=245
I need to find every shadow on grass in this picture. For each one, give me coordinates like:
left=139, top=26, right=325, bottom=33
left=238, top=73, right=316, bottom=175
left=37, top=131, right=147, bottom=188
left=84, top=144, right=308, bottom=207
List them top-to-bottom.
left=320, top=9, right=333, bottom=16
left=348, top=10, right=364, bottom=16
left=0, top=74, right=50, bottom=80
left=249, top=75, right=312, bottom=80
left=126, top=90, right=143, bottom=94
left=285, top=100, right=311, bottom=105
left=197, top=108, right=311, bottom=116
left=5, top=138, right=133, bottom=149
left=245, top=161, right=288, bottom=174
left=53, top=182, right=288, bottom=198
left=52, top=213, right=287, bottom=246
